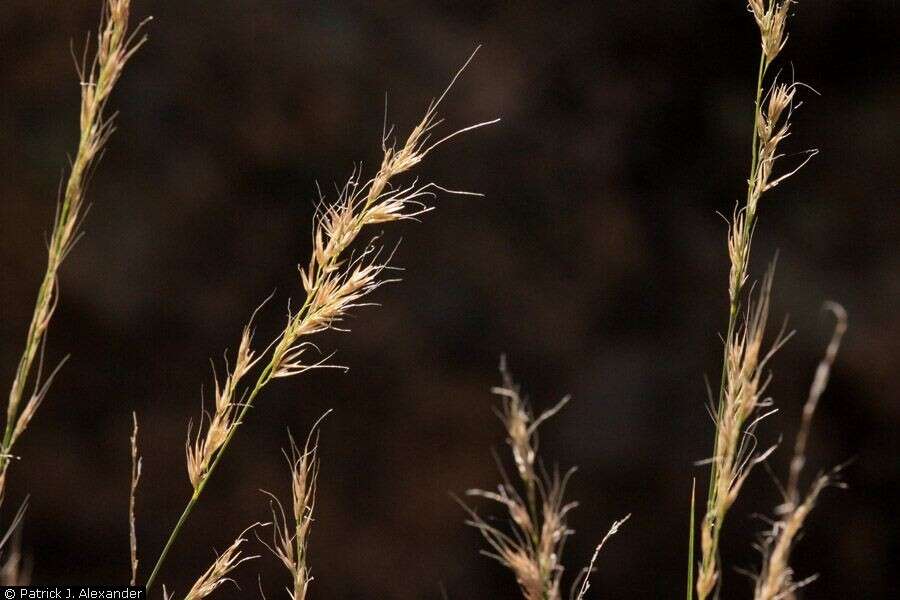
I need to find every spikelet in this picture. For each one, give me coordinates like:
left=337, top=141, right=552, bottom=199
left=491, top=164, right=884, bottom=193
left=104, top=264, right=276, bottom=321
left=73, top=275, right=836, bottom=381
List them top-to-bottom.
left=748, top=0, right=793, bottom=63
left=726, top=3, right=815, bottom=315
left=180, top=51, right=498, bottom=491
left=272, top=57, right=499, bottom=379
left=698, top=270, right=788, bottom=599
left=186, top=320, right=262, bottom=489
left=753, top=474, right=830, bottom=600
left=574, top=515, right=631, bottom=600
left=181, top=526, right=259, bottom=600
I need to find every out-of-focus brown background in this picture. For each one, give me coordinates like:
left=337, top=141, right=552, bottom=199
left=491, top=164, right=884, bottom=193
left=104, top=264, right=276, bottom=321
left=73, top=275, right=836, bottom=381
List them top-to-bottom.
left=0, top=1, right=896, bottom=598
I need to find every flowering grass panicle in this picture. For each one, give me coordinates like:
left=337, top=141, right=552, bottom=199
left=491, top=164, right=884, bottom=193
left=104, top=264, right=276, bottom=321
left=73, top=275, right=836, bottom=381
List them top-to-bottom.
left=1, top=0, right=149, bottom=509
left=0, top=3, right=857, bottom=598
left=695, top=3, right=845, bottom=599
left=143, top=50, right=497, bottom=592
left=697, top=271, right=788, bottom=599
left=186, top=320, right=264, bottom=490
left=463, top=358, right=626, bottom=600
left=752, top=473, right=829, bottom=600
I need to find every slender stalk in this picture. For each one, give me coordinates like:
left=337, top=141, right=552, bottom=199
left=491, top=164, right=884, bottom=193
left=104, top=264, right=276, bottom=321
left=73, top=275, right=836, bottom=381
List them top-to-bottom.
left=704, top=46, right=767, bottom=531
left=698, top=49, right=766, bottom=595
left=706, top=49, right=767, bottom=506
left=749, top=55, right=767, bottom=188
left=145, top=124, right=366, bottom=591
left=145, top=194, right=346, bottom=590
left=145, top=362, right=273, bottom=590
left=129, top=414, right=142, bottom=586
left=687, top=479, right=696, bottom=600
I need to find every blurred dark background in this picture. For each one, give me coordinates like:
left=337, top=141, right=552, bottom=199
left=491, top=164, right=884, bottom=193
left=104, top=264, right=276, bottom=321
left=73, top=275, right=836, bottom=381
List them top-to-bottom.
left=0, top=1, right=896, bottom=598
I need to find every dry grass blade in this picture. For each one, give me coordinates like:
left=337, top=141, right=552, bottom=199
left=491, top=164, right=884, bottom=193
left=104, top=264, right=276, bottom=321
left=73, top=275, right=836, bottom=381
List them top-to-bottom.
left=1, top=0, right=150, bottom=508
left=783, top=303, right=847, bottom=510
left=751, top=304, right=848, bottom=600
left=129, top=413, right=142, bottom=586
left=0, top=500, right=30, bottom=586
left=0, top=528, right=30, bottom=586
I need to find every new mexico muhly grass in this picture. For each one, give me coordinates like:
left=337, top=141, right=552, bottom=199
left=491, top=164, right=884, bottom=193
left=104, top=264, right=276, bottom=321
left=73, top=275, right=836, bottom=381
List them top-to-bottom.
left=0, top=2, right=849, bottom=598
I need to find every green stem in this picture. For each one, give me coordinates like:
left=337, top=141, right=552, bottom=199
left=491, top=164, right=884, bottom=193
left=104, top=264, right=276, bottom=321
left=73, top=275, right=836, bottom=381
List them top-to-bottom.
left=699, top=49, right=767, bottom=595
left=705, top=50, right=766, bottom=511
left=748, top=53, right=768, bottom=206
left=2, top=275, right=51, bottom=450
left=145, top=362, right=274, bottom=591
left=687, top=479, right=696, bottom=600
left=144, top=489, right=200, bottom=591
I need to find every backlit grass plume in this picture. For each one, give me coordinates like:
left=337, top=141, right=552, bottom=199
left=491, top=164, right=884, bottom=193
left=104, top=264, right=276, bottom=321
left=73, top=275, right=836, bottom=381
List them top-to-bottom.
left=143, top=50, right=497, bottom=592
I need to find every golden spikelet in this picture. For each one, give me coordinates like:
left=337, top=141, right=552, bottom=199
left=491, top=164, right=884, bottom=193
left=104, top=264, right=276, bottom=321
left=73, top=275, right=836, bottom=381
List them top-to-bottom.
left=749, top=0, right=793, bottom=63
left=699, top=269, right=788, bottom=599
left=186, top=320, right=263, bottom=490
left=180, top=526, right=260, bottom=600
